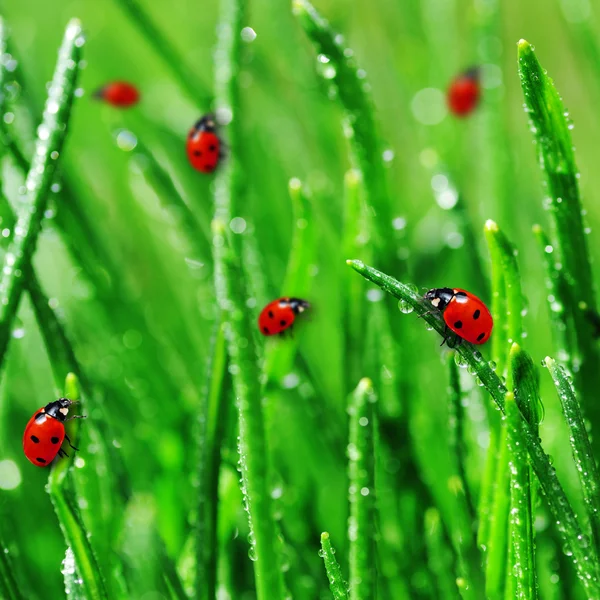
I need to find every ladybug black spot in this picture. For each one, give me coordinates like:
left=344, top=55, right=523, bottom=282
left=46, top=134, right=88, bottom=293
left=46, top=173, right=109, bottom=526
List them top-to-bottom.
left=209, top=144, right=216, bottom=152
left=194, top=150, right=202, bottom=157
left=473, top=309, right=481, bottom=320
left=268, top=310, right=274, bottom=318
left=280, top=320, right=287, bottom=327
left=454, top=321, right=463, bottom=329
left=263, top=326, right=270, bottom=334
left=477, top=332, right=486, bottom=342
left=30, top=435, right=40, bottom=443
left=51, top=437, right=60, bottom=444
left=36, top=457, right=47, bottom=464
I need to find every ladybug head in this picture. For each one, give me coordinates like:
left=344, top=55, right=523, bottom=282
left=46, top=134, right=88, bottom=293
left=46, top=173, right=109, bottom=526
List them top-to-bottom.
left=463, top=66, right=480, bottom=81
left=194, top=114, right=217, bottom=133
left=425, top=288, right=454, bottom=311
left=288, top=298, right=310, bottom=314
left=44, top=398, right=75, bottom=421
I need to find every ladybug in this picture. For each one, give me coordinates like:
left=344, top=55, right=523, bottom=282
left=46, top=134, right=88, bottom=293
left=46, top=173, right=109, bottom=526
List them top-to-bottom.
left=447, top=67, right=480, bottom=117
left=93, top=81, right=140, bottom=107
left=187, top=115, right=222, bottom=174
left=425, top=288, right=493, bottom=345
left=258, top=297, right=310, bottom=336
left=23, top=398, right=85, bottom=467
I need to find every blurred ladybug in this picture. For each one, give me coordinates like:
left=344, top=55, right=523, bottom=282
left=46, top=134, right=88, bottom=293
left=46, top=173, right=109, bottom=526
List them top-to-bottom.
left=447, top=68, right=480, bottom=117
left=93, top=81, right=140, bottom=108
left=187, top=115, right=222, bottom=174
left=425, top=288, right=492, bottom=345
left=258, top=297, right=310, bottom=336
left=23, top=398, right=85, bottom=467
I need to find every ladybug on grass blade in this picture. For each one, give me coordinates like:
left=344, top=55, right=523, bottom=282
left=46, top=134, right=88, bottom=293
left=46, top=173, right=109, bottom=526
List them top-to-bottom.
left=447, top=67, right=480, bottom=117
left=93, top=81, right=140, bottom=108
left=187, top=115, right=222, bottom=174
left=425, top=288, right=492, bottom=346
left=258, top=297, right=310, bottom=336
left=23, top=398, right=85, bottom=467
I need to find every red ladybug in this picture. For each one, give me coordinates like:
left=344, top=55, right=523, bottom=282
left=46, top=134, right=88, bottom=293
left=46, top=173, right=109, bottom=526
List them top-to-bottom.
left=447, top=68, right=480, bottom=117
left=93, top=81, right=140, bottom=107
left=187, top=115, right=222, bottom=174
left=425, top=288, right=492, bottom=345
left=258, top=297, right=310, bottom=336
left=23, top=398, right=85, bottom=467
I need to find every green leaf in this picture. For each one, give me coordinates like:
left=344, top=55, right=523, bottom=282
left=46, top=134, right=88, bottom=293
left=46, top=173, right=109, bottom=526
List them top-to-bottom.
left=0, top=19, right=83, bottom=371
left=518, top=39, right=600, bottom=448
left=545, top=356, right=600, bottom=571
left=348, top=378, right=377, bottom=600
left=319, top=532, right=349, bottom=600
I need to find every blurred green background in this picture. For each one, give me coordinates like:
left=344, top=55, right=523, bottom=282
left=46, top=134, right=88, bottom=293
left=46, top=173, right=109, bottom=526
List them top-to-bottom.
left=0, top=0, right=599, bottom=598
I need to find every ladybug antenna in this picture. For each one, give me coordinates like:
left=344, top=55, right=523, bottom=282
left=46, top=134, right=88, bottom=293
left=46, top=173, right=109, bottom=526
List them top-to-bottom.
left=464, top=66, right=481, bottom=80
left=92, top=86, right=106, bottom=100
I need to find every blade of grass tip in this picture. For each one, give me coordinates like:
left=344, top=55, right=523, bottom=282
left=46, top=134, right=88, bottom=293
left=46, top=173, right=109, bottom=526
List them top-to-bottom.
left=110, top=0, right=211, bottom=108
left=292, top=0, right=393, bottom=267
left=0, top=19, right=83, bottom=371
left=518, top=39, right=600, bottom=445
left=263, top=178, right=315, bottom=385
left=213, top=219, right=285, bottom=600
left=483, top=220, right=524, bottom=598
left=532, top=224, right=573, bottom=373
left=346, top=259, right=600, bottom=595
left=196, top=318, right=229, bottom=600
left=506, top=344, right=539, bottom=600
left=446, top=353, right=485, bottom=600
left=545, top=356, right=600, bottom=572
left=49, top=373, right=110, bottom=600
left=348, top=378, right=377, bottom=600
left=424, top=508, right=459, bottom=600
left=320, top=532, right=349, bottom=600
left=0, top=533, right=23, bottom=600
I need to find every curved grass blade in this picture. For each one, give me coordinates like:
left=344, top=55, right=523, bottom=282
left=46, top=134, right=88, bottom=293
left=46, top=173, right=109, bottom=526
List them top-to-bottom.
left=110, top=0, right=211, bottom=108
left=293, top=0, right=392, bottom=264
left=0, top=19, right=83, bottom=371
left=518, top=39, right=600, bottom=442
left=346, top=259, right=600, bottom=596
left=545, top=356, right=600, bottom=570
left=49, top=373, right=110, bottom=600
left=348, top=378, right=376, bottom=600
left=320, top=532, right=349, bottom=600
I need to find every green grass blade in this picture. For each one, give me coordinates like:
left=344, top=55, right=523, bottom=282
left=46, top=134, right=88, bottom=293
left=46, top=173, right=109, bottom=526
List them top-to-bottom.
left=110, top=0, right=211, bottom=108
left=292, top=0, right=392, bottom=264
left=0, top=19, right=83, bottom=370
left=518, top=39, right=600, bottom=442
left=212, top=218, right=285, bottom=600
left=532, top=224, right=573, bottom=371
left=347, top=259, right=600, bottom=596
left=196, top=319, right=228, bottom=600
left=545, top=356, right=600, bottom=569
left=49, top=373, right=110, bottom=600
left=348, top=378, right=377, bottom=600
left=505, top=391, right=538, bottom=600
left=424, top=508, right=459, bottom=600
left=320, top=532, right=349, bottom=600
left=0, top=533, right=23, bottom=600
left=61, top=547, right=87, bottom=600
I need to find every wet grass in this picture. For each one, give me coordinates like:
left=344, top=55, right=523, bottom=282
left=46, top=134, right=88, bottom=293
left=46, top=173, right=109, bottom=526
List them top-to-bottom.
left=1, top=1, right=600, bottom=600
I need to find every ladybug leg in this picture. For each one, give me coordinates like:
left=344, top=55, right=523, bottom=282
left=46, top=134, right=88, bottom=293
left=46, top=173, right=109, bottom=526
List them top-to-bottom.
left=417, top=310, right=436, bottom=319
left=439, top=325, right=449, bottom=347
left=65, top=415, right=87, bottom=422
left=65, top=434, right=79, bottom=452
left=58, top=448, right=69, bottom=458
